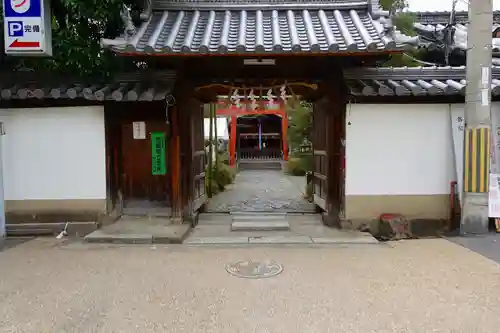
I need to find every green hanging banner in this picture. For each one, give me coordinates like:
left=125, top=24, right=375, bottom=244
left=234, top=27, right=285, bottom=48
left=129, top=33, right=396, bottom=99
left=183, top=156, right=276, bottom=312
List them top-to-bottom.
left=151, top=132, right=167, bottom=175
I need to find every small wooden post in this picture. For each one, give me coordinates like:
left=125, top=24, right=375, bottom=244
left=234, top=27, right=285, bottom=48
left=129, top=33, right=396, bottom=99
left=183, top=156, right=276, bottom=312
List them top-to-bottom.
left=207, top=103, right=214, bottom=198
left=213, top=104, right=219, bottom=167
left=281, top=110, right=288, bottom=161
left=230, top=115, right=237, bottom=167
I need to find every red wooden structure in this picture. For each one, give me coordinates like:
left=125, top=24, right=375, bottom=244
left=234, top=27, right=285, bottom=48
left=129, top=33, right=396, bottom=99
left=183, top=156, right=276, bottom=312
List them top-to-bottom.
left=215, top=100, right=288, bottom=167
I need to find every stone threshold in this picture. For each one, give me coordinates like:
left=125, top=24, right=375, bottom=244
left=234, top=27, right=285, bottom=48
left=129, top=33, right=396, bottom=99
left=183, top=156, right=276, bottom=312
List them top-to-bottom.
left=185, top=235, right=379, bottom=245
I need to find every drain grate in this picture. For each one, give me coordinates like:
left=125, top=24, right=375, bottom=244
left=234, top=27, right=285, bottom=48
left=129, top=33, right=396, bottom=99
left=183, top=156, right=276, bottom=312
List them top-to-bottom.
left=225, top=260, right=283, bottom=279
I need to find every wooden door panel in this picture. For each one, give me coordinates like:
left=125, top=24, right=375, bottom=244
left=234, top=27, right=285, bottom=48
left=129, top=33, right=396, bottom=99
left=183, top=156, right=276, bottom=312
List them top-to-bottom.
left=312, top=95, right=345, bottom=219
left=312, top=98, right=328, bottom=210
left=191, top=104, right=206, bottom=211
left=121, top=121, right=170, bottom=206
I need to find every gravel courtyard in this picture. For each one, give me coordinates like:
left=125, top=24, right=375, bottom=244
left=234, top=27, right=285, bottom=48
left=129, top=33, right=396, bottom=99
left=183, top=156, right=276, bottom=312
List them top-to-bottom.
left=0, top=238, right=500, bottom=332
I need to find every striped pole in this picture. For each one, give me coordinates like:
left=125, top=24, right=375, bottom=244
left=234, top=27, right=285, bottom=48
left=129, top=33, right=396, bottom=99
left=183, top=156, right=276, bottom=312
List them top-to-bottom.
left=463, top=127, right=491, bottom=193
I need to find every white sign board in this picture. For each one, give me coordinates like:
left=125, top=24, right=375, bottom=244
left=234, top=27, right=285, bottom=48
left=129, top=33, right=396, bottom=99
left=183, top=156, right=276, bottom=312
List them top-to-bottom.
left=3, top=0, right=52, bottom=56
left=450, top=106, right=465, bottom=203
left=132, top=122, right=146, bottom=140
left=489, top=174, right=500, bottom=217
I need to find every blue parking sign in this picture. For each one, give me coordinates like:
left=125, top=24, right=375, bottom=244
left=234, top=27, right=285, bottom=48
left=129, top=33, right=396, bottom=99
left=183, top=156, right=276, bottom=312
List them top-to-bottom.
left=2, top=0, right=52, bottom=55
left=3, top=0, right=42, bottom=17
left=7, top=21, right=23, bottom=37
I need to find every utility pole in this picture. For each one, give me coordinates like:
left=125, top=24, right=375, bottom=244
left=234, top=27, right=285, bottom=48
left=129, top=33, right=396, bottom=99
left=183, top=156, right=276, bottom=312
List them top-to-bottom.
left=461, top=0, right=494, bottom=235
left=0, top=123, right=4, bottom=240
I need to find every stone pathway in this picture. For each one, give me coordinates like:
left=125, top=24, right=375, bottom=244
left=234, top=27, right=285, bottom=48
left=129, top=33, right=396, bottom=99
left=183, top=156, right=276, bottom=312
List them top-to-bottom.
left=205, top=170, right=316, bottom=213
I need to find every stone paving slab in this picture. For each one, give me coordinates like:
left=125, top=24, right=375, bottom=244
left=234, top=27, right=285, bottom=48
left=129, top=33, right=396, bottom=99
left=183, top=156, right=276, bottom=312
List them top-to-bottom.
left=84, top=217, right=191, bottom=244
left=185, top=221, right=378, bottom=245
left=85, top=231, right=153, bottom=244
left=248, top=235, right=313, bottom=244
left=185, top=236, right=249, bottom=244
left=311, top=236, right=378, bottom=244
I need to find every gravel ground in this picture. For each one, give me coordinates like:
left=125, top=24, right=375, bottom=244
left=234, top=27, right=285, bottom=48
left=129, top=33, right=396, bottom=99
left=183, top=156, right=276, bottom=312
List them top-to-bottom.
left=1, top=238, right=500, bottom=333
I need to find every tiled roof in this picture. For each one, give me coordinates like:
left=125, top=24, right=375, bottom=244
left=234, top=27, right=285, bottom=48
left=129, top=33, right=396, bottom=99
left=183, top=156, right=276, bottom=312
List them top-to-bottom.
left=102, top=0, right=408, bottom=55
left=150, top=0, right=371, bottom=10
left=410, top=11, right=500, bottom=65
left=412, top=11, right=500, bottom=25
left=413, top=22, right=500, bottom=51
left=344, top=66, right=500, bottom=97
left=0, top=71, right=176, bottom=101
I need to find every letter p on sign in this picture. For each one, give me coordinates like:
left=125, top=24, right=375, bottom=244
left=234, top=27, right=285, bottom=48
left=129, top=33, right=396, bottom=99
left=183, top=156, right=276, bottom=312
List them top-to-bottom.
left=7, top=21, right=23, bottom=37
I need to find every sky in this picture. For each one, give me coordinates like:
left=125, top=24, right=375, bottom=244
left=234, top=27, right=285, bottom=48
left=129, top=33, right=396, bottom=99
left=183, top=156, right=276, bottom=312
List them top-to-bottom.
left=406, top=0, right=500, bottom=11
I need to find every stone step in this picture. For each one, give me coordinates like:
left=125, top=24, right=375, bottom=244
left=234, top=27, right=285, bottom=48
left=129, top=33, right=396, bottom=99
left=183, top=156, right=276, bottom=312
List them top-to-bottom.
left=239, top=161, right=282, bottom=170
left=230, top=211, right=287, bottom=216
left=232, top=214, right=287, bottom=221
left=231, top=220, right=290, bottom=231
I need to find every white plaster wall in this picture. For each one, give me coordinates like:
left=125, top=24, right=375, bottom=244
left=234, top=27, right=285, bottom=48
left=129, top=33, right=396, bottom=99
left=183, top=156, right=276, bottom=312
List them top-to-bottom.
left=345, top=104, right=456, bottom=196
left=0, top=106, right=106, bottom=200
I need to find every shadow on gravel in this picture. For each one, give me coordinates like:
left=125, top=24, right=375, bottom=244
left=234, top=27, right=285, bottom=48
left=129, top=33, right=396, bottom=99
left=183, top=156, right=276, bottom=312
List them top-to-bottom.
left=0, top=237, right=35, bottom=252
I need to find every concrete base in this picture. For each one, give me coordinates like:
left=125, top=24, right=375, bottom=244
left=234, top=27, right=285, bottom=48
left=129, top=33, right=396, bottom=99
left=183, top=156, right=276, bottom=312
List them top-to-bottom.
left=461, top=193, right=489, bottom=235
left=84, top=216, right=191, bottom=244
left=6, top=222, right=99, bottom=237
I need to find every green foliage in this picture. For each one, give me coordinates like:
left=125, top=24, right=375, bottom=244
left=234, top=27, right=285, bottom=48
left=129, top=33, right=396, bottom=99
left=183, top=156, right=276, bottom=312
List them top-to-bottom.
left=0, top=0, right=139, bottom=77
left=378, top=0, right=423, bottom=68
left=379, top=0, right=407, bottom=12
left=379, top=0, right=416, bottom=36
left=392, top=12, right=417, bottom=37
left=382, top=48, right=427, bottom=67
left=287, top=99, right=312, bottom=149
left=218, top=151, right=230, bottom=165
left=285, top=153, right=313, bottom=176
left=205, top=157, right=236, bottom=195
left=213, top=163, right=235, bottom=189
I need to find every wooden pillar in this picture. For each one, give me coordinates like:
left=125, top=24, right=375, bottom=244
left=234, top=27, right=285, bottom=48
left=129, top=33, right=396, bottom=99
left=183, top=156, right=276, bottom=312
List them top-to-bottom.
left=172, top=76, right=196, bottom=221
left=324, top=79, right=344, bottom=227
left=207, top=103, right=214, bottom=198
left=170, top=105, right=182, bottom=219
left=281, top=112, right=288, bottom=161
left=230, top=115, right=237, bottom=167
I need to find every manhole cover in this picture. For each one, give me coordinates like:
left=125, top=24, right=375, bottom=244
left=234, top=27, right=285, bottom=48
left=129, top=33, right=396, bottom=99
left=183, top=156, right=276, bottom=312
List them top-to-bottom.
left=225, top=260, right=283, bottom=279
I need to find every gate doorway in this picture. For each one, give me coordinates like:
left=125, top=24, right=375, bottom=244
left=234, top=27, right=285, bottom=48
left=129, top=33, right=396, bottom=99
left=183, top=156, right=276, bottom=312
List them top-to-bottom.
left=200, top=86, right=345, bottom=219
left=106, top=102, right=173, bottom=217
left=120, top=120, right=171, bottom=216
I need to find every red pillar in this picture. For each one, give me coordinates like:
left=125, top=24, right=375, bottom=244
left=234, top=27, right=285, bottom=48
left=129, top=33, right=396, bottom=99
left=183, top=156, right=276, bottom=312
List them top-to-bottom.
left=281, top=112, right=288, bottom=161
left=229, top=115, right=237, bottom=166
